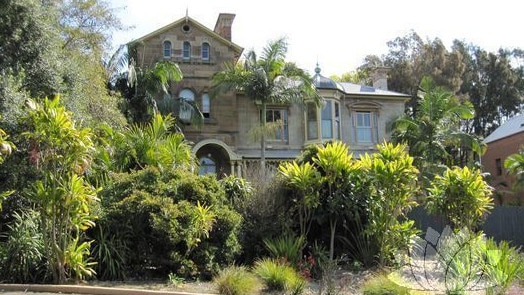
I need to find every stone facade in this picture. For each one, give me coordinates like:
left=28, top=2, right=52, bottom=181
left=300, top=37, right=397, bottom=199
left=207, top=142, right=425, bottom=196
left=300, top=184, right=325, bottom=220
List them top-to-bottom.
left=129, top=13, right=409, bottom=177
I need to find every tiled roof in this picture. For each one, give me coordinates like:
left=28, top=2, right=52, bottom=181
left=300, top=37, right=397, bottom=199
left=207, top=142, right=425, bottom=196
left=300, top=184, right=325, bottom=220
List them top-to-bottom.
left=484, top=113, right=524, bottom=143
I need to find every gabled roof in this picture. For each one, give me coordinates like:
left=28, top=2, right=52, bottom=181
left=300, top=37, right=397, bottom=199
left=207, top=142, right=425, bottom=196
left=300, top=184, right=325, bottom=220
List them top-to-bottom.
left=128, top=15, right=243, bottom=57
left=484, top=113, right=524, bottom=143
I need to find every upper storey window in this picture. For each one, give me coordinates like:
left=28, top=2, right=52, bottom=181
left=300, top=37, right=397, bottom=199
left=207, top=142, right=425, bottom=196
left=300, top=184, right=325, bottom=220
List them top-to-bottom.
left=163, top=41, right=172, bottom=58
left=183, top=42, right=191, bottom=60
left=201, top=42, right=210, bottom=60
left=306, top=99, right=340, bottom=141
left=321, top=100, right=341, bottom=140
left=353, top=111, right=378, bottom=143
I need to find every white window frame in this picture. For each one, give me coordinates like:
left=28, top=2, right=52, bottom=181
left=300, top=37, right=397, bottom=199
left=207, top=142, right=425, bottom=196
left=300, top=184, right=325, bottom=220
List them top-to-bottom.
left=353, top=111, right=378, bottom=144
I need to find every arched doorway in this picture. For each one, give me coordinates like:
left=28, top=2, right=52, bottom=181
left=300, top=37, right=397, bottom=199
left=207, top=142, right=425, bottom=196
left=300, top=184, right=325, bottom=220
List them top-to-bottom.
left=192, top=139, right=241, bottom=177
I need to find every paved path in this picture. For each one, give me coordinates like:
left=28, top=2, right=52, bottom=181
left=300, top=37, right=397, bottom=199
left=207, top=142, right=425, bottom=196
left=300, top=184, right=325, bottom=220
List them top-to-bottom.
left=0, top=284, right=213, bottom=295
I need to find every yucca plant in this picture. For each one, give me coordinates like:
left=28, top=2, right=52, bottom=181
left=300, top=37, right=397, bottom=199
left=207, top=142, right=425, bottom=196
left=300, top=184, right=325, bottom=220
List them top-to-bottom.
left=263, top=234, right=306, bottom=267
left=480, top=238, right=524, bottom=294
left=213, top=265, right=261, bottom=295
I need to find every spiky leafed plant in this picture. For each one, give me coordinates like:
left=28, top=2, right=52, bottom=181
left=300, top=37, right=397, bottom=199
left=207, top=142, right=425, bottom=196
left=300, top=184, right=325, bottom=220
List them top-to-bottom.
left=211, top=37, right=320, bottom=170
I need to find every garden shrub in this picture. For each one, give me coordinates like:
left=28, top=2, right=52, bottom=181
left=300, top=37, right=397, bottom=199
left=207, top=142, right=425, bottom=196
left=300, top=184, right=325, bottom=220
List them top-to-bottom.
left=426, top=166, right=493, bottom=231
left=97, top=167, right=242, bottom=279
left=237, top=169, right=291, bottom=264
left=0, top=210, right=46, bottom=283
left=253, top=258, right=306, bottom=294
left=213, top=265, right=262, bottom=295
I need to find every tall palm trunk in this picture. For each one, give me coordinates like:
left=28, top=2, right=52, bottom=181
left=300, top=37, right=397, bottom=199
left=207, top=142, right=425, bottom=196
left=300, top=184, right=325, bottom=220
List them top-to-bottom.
left=260, top=101, right=266, bottom=174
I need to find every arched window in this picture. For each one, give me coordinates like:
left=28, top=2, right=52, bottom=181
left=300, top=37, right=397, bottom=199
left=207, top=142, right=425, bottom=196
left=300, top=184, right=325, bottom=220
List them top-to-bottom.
left=163, top=41, right=171, bottom=58
left=183, top=41, right=191, bottom=60
left=201, top=42, right=210, bottom=60
left=179, top=89, right=195, bottom=101
left=199, top=156, right=216, bottom=175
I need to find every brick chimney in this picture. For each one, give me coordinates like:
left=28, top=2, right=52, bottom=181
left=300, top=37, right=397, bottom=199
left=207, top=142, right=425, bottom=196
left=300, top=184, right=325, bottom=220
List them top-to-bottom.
left=214, top=13, right=235, bottom=41
left=371, top=66, right=390, bottom=91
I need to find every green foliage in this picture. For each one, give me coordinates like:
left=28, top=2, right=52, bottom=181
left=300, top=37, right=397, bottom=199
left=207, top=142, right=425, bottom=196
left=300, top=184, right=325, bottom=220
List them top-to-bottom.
left=211, top=37, right=319, bottom=167
left=392, top=76, right=483, bottom=181
left=23, top=97, right=99, bottom=283
left=360, top=142, right=420, bottom=265
left=504, top=150, right=524, bottom=190
left=278, top=161, right=320, bottom=237
left=426, top=166, right=493, bottom=230
left=99, top=167, right=242, bottom=279
left=237, top=168, right=291, bottom=264
left=219, top=174, right=253, bottom=211
left=0, top=210, right=46, bottom=283
left=90, top=225, right=128, bottom=280
left=429, top=228, right=524, bottom=295
left=263, top=235, right=306, bottom=267
left=480, top=238, right=524, bottom=294
left=253, top=258, right=306, bottom=294
left=213, top=265, right=262, bottom=295
left=167, top=272, right=185, bottom=286
left=361, top=273, right=413, bottom=295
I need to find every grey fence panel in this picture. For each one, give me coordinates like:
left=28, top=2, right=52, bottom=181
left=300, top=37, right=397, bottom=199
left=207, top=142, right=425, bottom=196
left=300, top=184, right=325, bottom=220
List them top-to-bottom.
left=408, top=206, right=524, bottom=247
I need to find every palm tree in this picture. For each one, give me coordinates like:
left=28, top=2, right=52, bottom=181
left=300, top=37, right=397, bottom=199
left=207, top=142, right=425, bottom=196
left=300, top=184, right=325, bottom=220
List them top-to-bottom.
left=211, top=37, right=319, bottom=170
left=392, top=76, right=485, bottom=181
left=504, top=150, right=524, bottom=190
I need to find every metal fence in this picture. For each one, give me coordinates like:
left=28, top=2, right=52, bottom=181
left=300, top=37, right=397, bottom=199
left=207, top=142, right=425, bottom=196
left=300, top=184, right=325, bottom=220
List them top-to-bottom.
left=408, top=206, right=524, bottom=247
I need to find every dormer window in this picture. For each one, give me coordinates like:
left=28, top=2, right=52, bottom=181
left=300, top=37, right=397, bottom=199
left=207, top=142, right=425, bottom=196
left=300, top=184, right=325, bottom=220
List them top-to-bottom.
left=163, top=41, right=171, bottom=58
left=183, top=42, right=191, bottom=60
left=202, top=42, right=210, bottom=61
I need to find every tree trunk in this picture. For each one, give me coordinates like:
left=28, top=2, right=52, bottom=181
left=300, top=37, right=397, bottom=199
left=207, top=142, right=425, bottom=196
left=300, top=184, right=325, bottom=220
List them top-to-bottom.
left=329, top=218, right=337, bottom=261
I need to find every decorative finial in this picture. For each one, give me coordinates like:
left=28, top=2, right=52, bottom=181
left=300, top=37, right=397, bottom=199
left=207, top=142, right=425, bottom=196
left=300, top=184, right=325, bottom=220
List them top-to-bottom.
left=185, top=8, right=189, bottom=22
left=315, top=62, right=321, bottom=74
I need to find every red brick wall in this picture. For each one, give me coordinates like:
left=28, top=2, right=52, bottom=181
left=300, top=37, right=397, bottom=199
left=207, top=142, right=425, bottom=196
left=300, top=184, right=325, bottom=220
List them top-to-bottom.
left=483, top=132, right=524, bottom=205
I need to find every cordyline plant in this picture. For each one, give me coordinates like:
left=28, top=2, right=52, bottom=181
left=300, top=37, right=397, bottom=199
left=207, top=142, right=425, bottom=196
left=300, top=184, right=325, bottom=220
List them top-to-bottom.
left=23, top=96, right=98, bottom=283
left=426, top=166, right=493, bottom=231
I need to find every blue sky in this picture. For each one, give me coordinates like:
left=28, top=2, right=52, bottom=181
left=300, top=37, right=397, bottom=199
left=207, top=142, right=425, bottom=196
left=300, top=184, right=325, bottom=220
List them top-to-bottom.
left=109, top=0, right=522, bottom=76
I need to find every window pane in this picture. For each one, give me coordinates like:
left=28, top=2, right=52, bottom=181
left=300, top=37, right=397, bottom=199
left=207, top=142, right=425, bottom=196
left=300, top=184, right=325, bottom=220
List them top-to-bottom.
left=163, top=41, right=171, bottom=58
left=183, top=42, right=191, bottom=59
left=202, top=43, right=210, bottom=60
left=179, top=89, right=195, bottom=101
left=202, top=93, right=210, bottom=118
left=321, top=101, right=333, bottom=139
left=335, top=102, right=340, bottom=139
left=307, top=104, right=318, bottom=140
left=265, top=109, right=288, bottom=141
left=355, top=111, right=374, bottom=143
left=357, top=128, right=372, bottom=142
left=199, top=157, right=216, bottom=175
